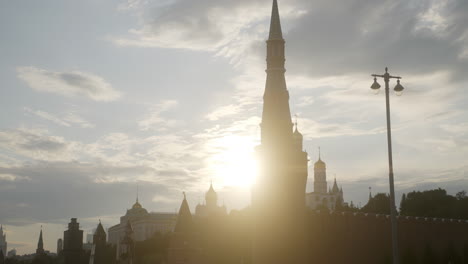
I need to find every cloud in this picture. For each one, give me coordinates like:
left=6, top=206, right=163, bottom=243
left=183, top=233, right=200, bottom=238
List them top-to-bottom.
left=111, top=0, right=306, bottom=62
left=285, top=0, right=468, bottom=81
left=17, top=66, right=122, bottom=101
left=138, top=100, right=180, bottom=131
left=205, top=104, right=242, bottom=121
left=23, top=107, right=95, bottom=128
left=0, top=128, right=75, bottom=162
left=152, top=195, right=177, bottom=204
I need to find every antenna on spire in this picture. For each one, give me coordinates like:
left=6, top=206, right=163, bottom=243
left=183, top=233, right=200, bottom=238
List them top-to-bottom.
left=318, top=146, right=321, bottom=160
left=136, top=183, right=140, bottom=203
left=183, top=192, right=186, bottom=199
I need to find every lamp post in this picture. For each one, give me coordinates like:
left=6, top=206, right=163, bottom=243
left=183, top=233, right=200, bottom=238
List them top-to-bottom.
left=370, top=67, right=404, bottom=264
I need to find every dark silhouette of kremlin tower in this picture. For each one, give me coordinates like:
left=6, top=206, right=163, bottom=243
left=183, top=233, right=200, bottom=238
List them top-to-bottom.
left=252, top=0, right=308, bottom=263
left=168, top=193, right=202, bottom=264
left=63, top=218, right=83, bottom=264
left=89, top=221, right=110, bottom=264
left=32, top=227, right=50, bottom=264
left=36, top=228, right=45, bottom=256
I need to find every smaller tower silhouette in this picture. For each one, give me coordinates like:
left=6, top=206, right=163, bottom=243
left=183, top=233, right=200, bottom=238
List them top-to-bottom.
left=292, top=117, right=304, bottom=151
left=314, top=147, right=327, bottom=194
left=306, top=148, right=345, bottom=211
left=205, top=182, right=217, bottom=208
left=195, top=183, right=227, bottom=217
left=168, top=193, right=202, bottom=264
left=90, top=221, right=112, bottom=264
left=0, top=225, right=6, bottom=260
left=32, top=227, right=50, bottom=264
left=36, top=227, right=45, bottom=255
left=57, top=238, right=63, bottom=255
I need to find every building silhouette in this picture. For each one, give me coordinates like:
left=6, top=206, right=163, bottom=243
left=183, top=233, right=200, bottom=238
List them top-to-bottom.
left=252, top=1, right=308, bottom=263
left=306, top=150, right=344, bottom=210
left=195, top=183, right=227, bottom=218
left=168, top=193, right=202, bottom=264
left=108, top=196, right=176, bottom=259
left=63, top=218, right=84, bottom=264
left=119, top=221, right=134, bottom=264
left=0, top=225, right=6, bottom=260
left=57, top=238, right=63, bottom=255
left=7, top=248, right=16, bottom=258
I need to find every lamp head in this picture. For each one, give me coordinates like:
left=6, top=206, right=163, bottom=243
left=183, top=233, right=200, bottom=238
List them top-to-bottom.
left=371, top=77, right=381, bottom=91
left=394, top=79, right=404, bottom=96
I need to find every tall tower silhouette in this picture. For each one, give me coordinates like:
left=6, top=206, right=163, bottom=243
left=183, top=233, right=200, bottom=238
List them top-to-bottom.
left=252, top=1, right=308, bottom=263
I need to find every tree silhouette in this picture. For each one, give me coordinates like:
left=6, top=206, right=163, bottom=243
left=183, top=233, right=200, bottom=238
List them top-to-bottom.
left=400, top=188, right=468, bottom=219
left=361, top=193, right=390, bottom=214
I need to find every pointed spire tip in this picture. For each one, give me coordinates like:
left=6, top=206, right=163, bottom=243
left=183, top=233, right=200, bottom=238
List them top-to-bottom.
left=268, top=0, right=283, bottom=40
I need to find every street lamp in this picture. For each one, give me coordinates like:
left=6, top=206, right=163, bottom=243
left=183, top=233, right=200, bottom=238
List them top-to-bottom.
left=370, top=67, right=404, bottom=264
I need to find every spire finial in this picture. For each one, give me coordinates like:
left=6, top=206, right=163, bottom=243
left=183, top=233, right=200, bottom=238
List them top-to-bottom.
left=268, top=0, right=283, bottom=40
left=294, top=114, right=298, bottom=130
left=318, top=146, right=321, bottom=160
left=136, top=183, right=139, bottom=203
left=369, top=187, right=372, bottom=200
left=183, top=192, right=186, bottom=200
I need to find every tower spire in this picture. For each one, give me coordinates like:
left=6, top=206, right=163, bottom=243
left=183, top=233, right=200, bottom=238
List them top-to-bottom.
left=261, top=0, right=292, bottom=145
left=269, top=0, right=283, bottom=40
left=294, top=114, right=298, bottom=131
left=318, top=147, right=321, bottom=160
left=136, top=183, right=139, bottom=203
left=175, top=192, right=193, bottom=233
left=36, top=226, right=44, bottom=255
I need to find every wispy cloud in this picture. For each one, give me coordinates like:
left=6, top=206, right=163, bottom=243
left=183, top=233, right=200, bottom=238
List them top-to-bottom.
left=111, top=0, right=306, bottom=62
left=16, top=66, right=122, bottom=101
left=138, top=100, right=180, bottom=131
left=205, top=104, right=242, bottom=121
left=23, top=107, right=95, bottom=128
left=0, top=128, right=75, bottom=162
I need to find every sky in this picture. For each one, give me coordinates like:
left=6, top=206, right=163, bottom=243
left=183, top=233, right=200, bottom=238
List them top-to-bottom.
left=1, top=0, right=468, bottom=255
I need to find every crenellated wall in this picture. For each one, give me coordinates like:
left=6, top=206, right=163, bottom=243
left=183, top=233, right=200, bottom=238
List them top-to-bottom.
left=306, top=210, right=468, bottom=264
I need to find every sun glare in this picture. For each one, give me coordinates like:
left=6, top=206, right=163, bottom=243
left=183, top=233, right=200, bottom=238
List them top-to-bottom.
left=208, top=135, right=258, bottom=188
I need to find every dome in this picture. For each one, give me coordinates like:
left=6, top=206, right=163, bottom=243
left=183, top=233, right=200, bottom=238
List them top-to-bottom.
left=293, top=126, right=303, bottom=139
left=314, top=147, right=326, bottom=168
left=314, top=159, right=326, bottom=169
left=126, top=198, right=148, bottom=216
left=132, top=201, right=142, bottom=209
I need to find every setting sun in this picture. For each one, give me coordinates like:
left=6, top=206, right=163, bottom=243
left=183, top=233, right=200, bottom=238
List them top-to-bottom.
left=208, top=134, right=258, bottom=188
